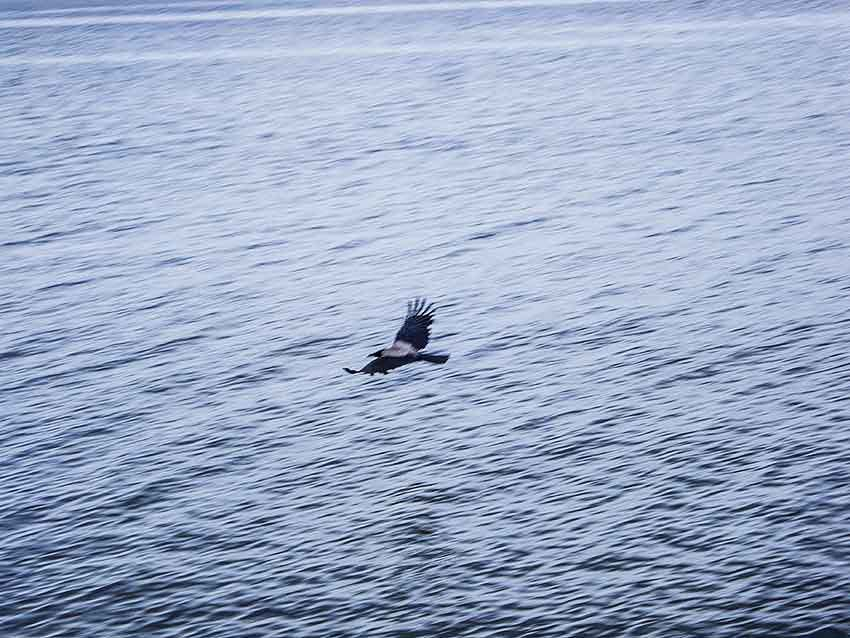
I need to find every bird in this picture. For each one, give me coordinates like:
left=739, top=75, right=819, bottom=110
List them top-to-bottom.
left=344, top=298, right=450, bottom=376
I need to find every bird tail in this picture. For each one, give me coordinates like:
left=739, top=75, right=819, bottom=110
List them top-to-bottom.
left=417, top=353, right=450, bottom=365
left=343, top=367, right=360, bottom=374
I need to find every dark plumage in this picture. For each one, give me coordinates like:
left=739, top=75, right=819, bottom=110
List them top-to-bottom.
left=344, top=298, right=450, bottom=376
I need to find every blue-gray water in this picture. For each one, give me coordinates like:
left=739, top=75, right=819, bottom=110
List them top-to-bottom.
left=2, top=1, right=850, bottom=636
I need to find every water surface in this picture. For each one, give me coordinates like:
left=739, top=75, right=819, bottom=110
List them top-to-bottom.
left=2, top=1, right=849, bottom=636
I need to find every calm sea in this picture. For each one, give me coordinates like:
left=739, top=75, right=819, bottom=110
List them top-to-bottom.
left=2, top=1, right=849, bottom=636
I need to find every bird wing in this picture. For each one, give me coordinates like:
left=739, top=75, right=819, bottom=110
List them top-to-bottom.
left=393, top=298, right=436, bottom=352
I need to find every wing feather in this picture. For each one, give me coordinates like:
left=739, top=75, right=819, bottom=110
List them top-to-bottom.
left=394, top=297, right=437, bottom=351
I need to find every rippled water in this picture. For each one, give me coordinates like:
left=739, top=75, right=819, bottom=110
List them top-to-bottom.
left=2, top=1, right=850, bottom=636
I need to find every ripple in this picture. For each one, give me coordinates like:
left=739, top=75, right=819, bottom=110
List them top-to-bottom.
left=3, top=2, right=850, bottom=637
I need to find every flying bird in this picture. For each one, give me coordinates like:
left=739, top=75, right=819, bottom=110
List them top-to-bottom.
left=344, top=298, right=450, bottom=376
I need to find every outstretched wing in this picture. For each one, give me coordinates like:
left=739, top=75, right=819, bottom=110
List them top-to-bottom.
left=393, top=298, right=436, bottom=351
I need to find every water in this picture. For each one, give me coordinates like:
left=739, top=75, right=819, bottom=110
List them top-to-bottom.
left=2, top=1, right=850, bottom=636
